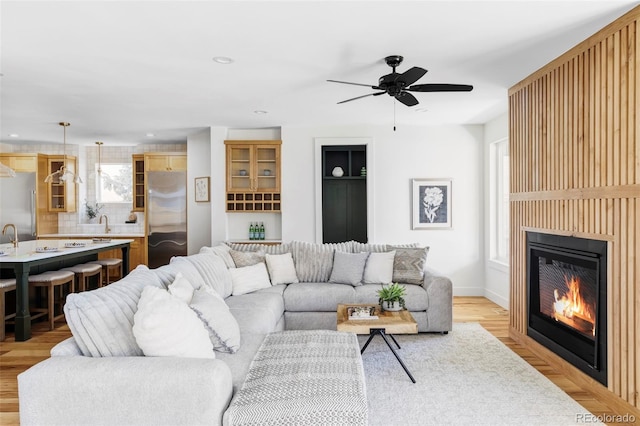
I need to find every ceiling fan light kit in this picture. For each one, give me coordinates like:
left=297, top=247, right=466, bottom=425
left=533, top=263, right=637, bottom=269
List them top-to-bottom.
left=328, top=55, right=473, bottom=130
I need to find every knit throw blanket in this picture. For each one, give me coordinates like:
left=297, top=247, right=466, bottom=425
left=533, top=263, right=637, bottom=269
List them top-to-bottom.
left=227, top=330, right=368, bottom=426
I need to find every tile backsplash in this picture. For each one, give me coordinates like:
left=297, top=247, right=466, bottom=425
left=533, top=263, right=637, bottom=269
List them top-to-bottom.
left=1, top=142, right=186, bottom=235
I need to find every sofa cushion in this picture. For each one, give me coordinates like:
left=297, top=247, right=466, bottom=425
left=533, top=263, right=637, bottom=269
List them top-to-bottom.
left=291, top=240, right=353, bottom=282
left=226, top=242, right=291, bottom=255
left=199, top=243, right=235, bottom=269
left=388, top=246, right=430, bottom=285
left=229, top=249, right=265, bottom=267
left=329, top=251, right=369, bottom=286
left=363, top=251, right=396, bottom=284
left=178, top=252, right=233, bottom=298
left=265, top=252, right=299, bottom=285
left=168, top=257, right=208, bottom=291
left=229, top=263, right=272, bottom=296
left=63, top=265, right=164, bottom=357
left=284, top=282, right=356, bottom=312
left=354, top=283, right=429, bottom=311
left=133, top=286, right=215, bottom=359
left=225, top=287, right=285, bottom=335
left=190, top=289, right=241, bottom=354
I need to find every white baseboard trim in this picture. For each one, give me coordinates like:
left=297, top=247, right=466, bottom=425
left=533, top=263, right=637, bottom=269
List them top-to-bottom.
left=453, top=288, right=485, bottom=297
left=484, top=289, right=509, bottom=309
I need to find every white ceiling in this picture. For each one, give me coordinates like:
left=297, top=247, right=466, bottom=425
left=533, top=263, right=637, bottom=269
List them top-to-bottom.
left=1, top=0, right=638, bottom=146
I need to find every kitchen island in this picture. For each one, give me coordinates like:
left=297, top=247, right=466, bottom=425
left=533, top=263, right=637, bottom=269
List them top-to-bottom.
left=0, top=239, right=132, bottom=341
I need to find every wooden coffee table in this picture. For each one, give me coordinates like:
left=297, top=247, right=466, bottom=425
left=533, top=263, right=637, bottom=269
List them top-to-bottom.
left=337, top=303, right=418, bottom=383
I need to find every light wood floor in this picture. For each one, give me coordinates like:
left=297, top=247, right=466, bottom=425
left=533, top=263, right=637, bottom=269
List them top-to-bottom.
left=0, top=297, right=630, bottom=425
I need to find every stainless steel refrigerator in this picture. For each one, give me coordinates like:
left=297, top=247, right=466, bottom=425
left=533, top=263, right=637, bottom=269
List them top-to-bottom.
left=146, top=171, right=187, bottom=268
left=0, top=172, right=37, bottom=244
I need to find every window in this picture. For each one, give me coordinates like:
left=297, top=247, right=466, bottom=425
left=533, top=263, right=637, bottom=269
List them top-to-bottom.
left=490, top=138, right=509, bottom=264
left=96, top=163, right=132, bottom=203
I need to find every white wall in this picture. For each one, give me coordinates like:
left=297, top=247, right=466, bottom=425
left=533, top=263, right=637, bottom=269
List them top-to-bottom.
left=483, top=113, right=509, bottom=308
left=281, top=124, right=484, bottom=295
left=187, top=129, right=212, bottom=253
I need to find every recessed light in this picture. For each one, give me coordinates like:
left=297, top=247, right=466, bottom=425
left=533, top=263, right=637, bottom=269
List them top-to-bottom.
left=213, top=56, right=234, bottom=64
left=254, top=110, right=268, bottom=115
left=8, top=133, right=19, bottom=138
left=145, top=133, right=155, bottom=137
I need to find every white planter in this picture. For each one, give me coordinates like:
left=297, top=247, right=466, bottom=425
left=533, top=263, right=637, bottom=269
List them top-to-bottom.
left=382, top=301, right=403, bottom=311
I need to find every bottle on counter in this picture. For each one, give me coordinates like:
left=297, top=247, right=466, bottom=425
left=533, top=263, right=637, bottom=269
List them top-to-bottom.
left=249, top=222, right=255, bottom=240
left=259, top=222, right=265, bottom=240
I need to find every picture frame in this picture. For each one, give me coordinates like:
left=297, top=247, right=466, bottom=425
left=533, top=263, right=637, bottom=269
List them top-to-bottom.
left=195, top=176, right=210, bottom=202
left=411, top=179, right=452, bottom=229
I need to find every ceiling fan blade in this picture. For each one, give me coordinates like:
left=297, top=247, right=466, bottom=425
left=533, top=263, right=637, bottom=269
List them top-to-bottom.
left=395, top=67, right=427, bottom=86
left=327, top=79, right=377, bottom=88
left=407, top=83, right=474, bottom=92
left=337, top=92, right=385, bottom=104
left=395, top=92, right=419, bottom=107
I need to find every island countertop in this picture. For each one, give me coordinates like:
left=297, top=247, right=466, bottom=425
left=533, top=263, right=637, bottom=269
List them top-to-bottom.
left=38, top=233, right=145, bottom=238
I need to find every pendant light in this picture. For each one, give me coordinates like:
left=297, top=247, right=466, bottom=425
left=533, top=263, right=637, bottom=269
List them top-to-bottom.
left=44, top=122, right=83, bottom=184
left=95, top=141, right=103, bottom=174
left=0, top=162, right=17, bottom=178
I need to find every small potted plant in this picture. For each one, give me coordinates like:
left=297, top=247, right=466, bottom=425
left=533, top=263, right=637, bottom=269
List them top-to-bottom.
left=85, top=200, right=103, bottom=222
left=377, top=282, right=407, bottom=311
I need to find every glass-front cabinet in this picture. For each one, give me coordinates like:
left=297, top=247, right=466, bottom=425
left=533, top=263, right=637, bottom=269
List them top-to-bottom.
left=225, top=140, right=281, bottom=212
left=132, top=154, right=145, bottom=211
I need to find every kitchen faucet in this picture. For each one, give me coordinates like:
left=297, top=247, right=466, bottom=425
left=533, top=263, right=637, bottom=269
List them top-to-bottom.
left=99, top=215, right=111, bottom=234
left=2, top=223, right=18, bottom=248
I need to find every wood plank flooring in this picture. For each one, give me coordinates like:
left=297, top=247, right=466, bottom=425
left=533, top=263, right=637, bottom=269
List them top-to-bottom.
left=0, top=296, right=633, bottom=425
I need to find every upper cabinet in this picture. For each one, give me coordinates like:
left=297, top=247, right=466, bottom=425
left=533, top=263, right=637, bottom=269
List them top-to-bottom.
left=225, top=140, right=281, bottom=212
left=0, top=153, right=38, bottom=172
left=145, top=153, right=187, bottom=172
left=132, top=154, right=145, bottom=211
left=45, top=155, right=77, bottom=212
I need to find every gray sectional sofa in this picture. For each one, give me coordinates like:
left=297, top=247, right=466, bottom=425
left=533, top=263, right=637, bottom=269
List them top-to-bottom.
left=18, top=240, right=452, bottom=425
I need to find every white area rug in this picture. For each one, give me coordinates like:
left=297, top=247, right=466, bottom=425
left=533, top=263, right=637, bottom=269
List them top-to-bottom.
left=361, top=322, right=602, bottom=425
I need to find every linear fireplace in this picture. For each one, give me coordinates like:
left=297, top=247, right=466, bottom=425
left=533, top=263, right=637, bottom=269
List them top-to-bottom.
left=526, top=232, right=607, bottom=386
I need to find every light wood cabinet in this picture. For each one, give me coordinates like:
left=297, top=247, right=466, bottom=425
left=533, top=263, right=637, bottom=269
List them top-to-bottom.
left=225, top=140, right=281, bottom=212
left=0, top=153, right=37, bottom=172
left=144, top=153, right=187, bottom=172
left=132, top=154, right=145, bottom=211
left=46, top=155, right=77, bottom=212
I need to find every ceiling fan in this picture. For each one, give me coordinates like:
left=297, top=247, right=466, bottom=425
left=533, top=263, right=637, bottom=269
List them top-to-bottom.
left=328, top=55, right=473, bottom=107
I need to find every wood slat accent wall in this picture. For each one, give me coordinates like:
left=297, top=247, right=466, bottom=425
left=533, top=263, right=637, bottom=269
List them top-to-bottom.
left=508, top=6, right=639, bottom=412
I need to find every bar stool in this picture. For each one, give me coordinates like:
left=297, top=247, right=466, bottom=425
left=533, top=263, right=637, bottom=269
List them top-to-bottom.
left=88, top=258, right=123, bottom=285
left=61, top=263, right=103, bottom=292
left=28, top=270, right=75, bottom=330
left=1, top=279, right=17, bottom=342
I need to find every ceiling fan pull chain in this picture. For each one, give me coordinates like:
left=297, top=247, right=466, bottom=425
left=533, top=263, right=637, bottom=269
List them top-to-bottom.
left=393, top=99, right=397, bottom=131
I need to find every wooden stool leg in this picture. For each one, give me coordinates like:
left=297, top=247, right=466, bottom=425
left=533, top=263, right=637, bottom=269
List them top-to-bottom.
left=48, top=284, right=55, bottom=331
left=1, top=290, right=5, bottom=342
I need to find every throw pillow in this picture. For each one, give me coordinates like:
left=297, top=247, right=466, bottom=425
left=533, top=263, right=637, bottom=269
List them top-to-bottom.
left=290, top=240, right=354, bottom=282
left=199, top=244, right=236, bottom=269
left=388, top=246, right=430, bottom=285
left=229, top=249, right=266, bottom=268
left=328, top=251, right=370, bottom=286
left=363, top=251, right=396, bottom=284
left=181, top=252, right=233, bottom=298
left=265, top=252, right=299, bottom=285
left=229, top=262, right=272, bottom=296
left=63, top=265, right=164, bottom=357
left=168, top=272, right=195, bottom=303
left=132, top=286, right=215, bottom=359
left=189, top=289, right=241, bottom=353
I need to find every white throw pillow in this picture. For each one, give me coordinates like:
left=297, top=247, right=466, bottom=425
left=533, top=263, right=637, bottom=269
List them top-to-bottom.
left=363, top=251, right=396, bottom=284
left=265, top=252, right=299, bottom=285
left=229, top=262, right=272, bottom=296
left=168, top=272, right=195, bottom=303
left=133, top=286, right=215, bottom=359
left=189, top=289, right=241, bottom=353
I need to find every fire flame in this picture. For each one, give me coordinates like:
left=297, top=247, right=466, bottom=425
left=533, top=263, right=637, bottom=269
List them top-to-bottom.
left=552, top=275, right=596, bottom=337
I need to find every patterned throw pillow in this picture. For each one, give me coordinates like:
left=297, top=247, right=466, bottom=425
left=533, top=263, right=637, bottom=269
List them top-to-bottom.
left=388, top=246, right=430, bottom=285
left=229, top=249, right=266, bottom=267
left=329, top=251, right=370, bottom=286
left=189, top=288, right=241, bottom=353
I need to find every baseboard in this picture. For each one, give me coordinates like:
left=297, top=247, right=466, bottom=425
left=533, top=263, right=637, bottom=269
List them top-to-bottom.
left=452, top=287, right=485, bottom=297
left=483, top=289, right=508, bottom=309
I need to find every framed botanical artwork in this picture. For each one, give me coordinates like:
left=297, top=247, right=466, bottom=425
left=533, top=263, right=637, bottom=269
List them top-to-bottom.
left=195, top=176, right=210, bottom=202
left=411, top=179, right=452, bottom=229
